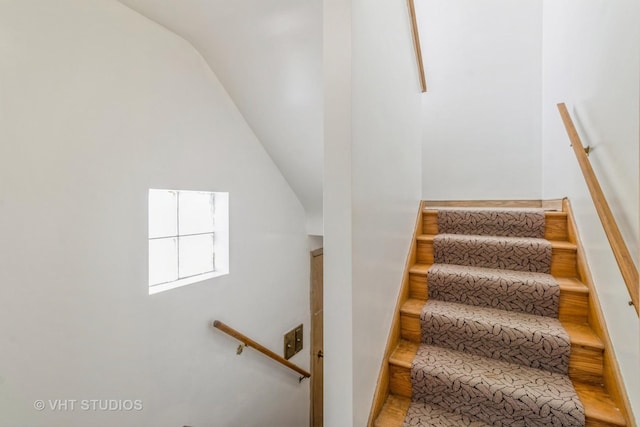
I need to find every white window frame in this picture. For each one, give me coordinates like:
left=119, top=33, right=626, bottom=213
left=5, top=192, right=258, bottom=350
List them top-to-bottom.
left=148, top=189, right=229, bottom=295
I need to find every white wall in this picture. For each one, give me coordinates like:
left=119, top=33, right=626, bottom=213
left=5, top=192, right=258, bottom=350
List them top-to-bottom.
left=118, top=0, right=325, bottom=235
left=322, top=0, right=353, bottom=424
left=323, top=0, right=423, bottom=424
left=350, top=0, right=424, bottom=424
left=417, top=0, right=543, bottom=200
left=541, top=0, right=640, bottom=420
left=0, top=1, right=310, bottom=426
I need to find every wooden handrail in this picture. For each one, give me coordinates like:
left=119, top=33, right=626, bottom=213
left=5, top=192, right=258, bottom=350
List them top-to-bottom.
left=407, top=0, right=427, bottom=93
left=557, top=103, right=639, bottom=315
left=212, top=320, right=311, bottom=380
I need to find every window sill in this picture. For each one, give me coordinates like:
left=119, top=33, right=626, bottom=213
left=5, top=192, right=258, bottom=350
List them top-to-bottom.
left=149, top=270, right=228, bottom=295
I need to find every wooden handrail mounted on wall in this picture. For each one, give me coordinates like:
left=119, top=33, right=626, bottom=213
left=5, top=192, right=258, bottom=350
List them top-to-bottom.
left=407, top=0, right=427, bottom=93
left=557, top=103, right=639, bottom=315
left=212, top=320, right=311, bottom=381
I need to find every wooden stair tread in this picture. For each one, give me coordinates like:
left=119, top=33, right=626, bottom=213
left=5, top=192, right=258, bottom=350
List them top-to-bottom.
left=422, top=199, right=564, bottom=209
left=423, top=208, right=567, bottom=216
left=546, top=211, right=569, bottom=218
left=416, top=234, right=576, bottom=250
left=552, top=240, right=579, bottom=250
left=408, top=263, right=430, bottom=275
left=557, top=277, right=589, bottom=294
left=400, top=299, right=423, bottom=317
left=562, top=321, right=604, bottom=349
left=389, top=340, right=419, bottom=368
left=575, top=382, right=627, bottom=426
left=374, top=394, right=410, bottom=427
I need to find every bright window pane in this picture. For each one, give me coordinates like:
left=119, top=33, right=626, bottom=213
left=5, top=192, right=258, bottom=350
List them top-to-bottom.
left=149, top=190, right=177, bottom=238
left=179, top=191, right=214, bottom=235
left=178, top=234, right=214, bottom=278
left=149, top=237, right=178, bottom=286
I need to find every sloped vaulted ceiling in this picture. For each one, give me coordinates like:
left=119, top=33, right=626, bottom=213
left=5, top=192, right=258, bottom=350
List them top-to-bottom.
left=118, top=0, right=323, bottom=234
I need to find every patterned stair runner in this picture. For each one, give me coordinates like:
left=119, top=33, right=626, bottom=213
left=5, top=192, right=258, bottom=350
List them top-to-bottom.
left=405, top=207, right=584, bottom=427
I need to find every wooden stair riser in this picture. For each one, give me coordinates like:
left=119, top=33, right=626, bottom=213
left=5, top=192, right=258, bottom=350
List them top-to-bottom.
left=422, top=210, right=569, bottom=241
left=416, top=238, right=578, bottom=277
left=551, top=245, right=579, bottom=277
left=408, top=272, right=588, bottom=324
left=558, top=288, right=589, bottom=324
left=398, top=311, right=603, bottom=384
left=570, top=345, right=605, bottom=385
left=389, top=364, right=412, bottom=398
left=585, top=418, right=624, bottom=427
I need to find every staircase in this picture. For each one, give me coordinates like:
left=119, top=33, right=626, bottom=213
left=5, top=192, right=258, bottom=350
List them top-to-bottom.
left=373, top=200, right=627, bottom=427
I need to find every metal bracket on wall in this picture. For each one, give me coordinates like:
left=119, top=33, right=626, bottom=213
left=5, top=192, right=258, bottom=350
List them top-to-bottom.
left=284, top=324, right=303, bottom=360
left=236, top=343, right=247, bottom=355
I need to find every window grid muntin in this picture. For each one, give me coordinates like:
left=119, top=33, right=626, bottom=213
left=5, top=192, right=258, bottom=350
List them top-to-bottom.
left=149, top=189, right=216, bottom=288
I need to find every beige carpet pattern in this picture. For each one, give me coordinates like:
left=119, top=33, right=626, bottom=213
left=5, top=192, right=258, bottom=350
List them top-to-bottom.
left=437, top=208, right=546, bottom=238
left=433, top=234, right=552, bottom=273
left=428, top=264, right=560, bottom=317
left=421, top=299, right=570, bottom=374
left=408, top=345, right=585, bottom=427
left=404, top=400, right=491, bottom=427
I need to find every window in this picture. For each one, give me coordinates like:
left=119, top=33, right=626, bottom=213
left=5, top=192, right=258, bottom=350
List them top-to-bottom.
left=148, top=189, right=229, bottom=295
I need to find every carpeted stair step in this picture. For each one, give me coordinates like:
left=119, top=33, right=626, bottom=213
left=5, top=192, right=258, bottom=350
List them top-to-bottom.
left=434, top=207, right=547, bottom=238
left=422, top=209, right=569, bottom=241
left=434, top=234, right=552, bottom=273
left=416, top=235, right=577, bottom=277
left=427, top=263, right=560, bottom=317
left=408, top=264, right=589, bottom=324
left=400, top=299, right=604, bottom=383
left=420, top=299, right=571, bottom=374
left=383, top=341, right=624, bottom=427
left=411, top=344, right=585, bottom=427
